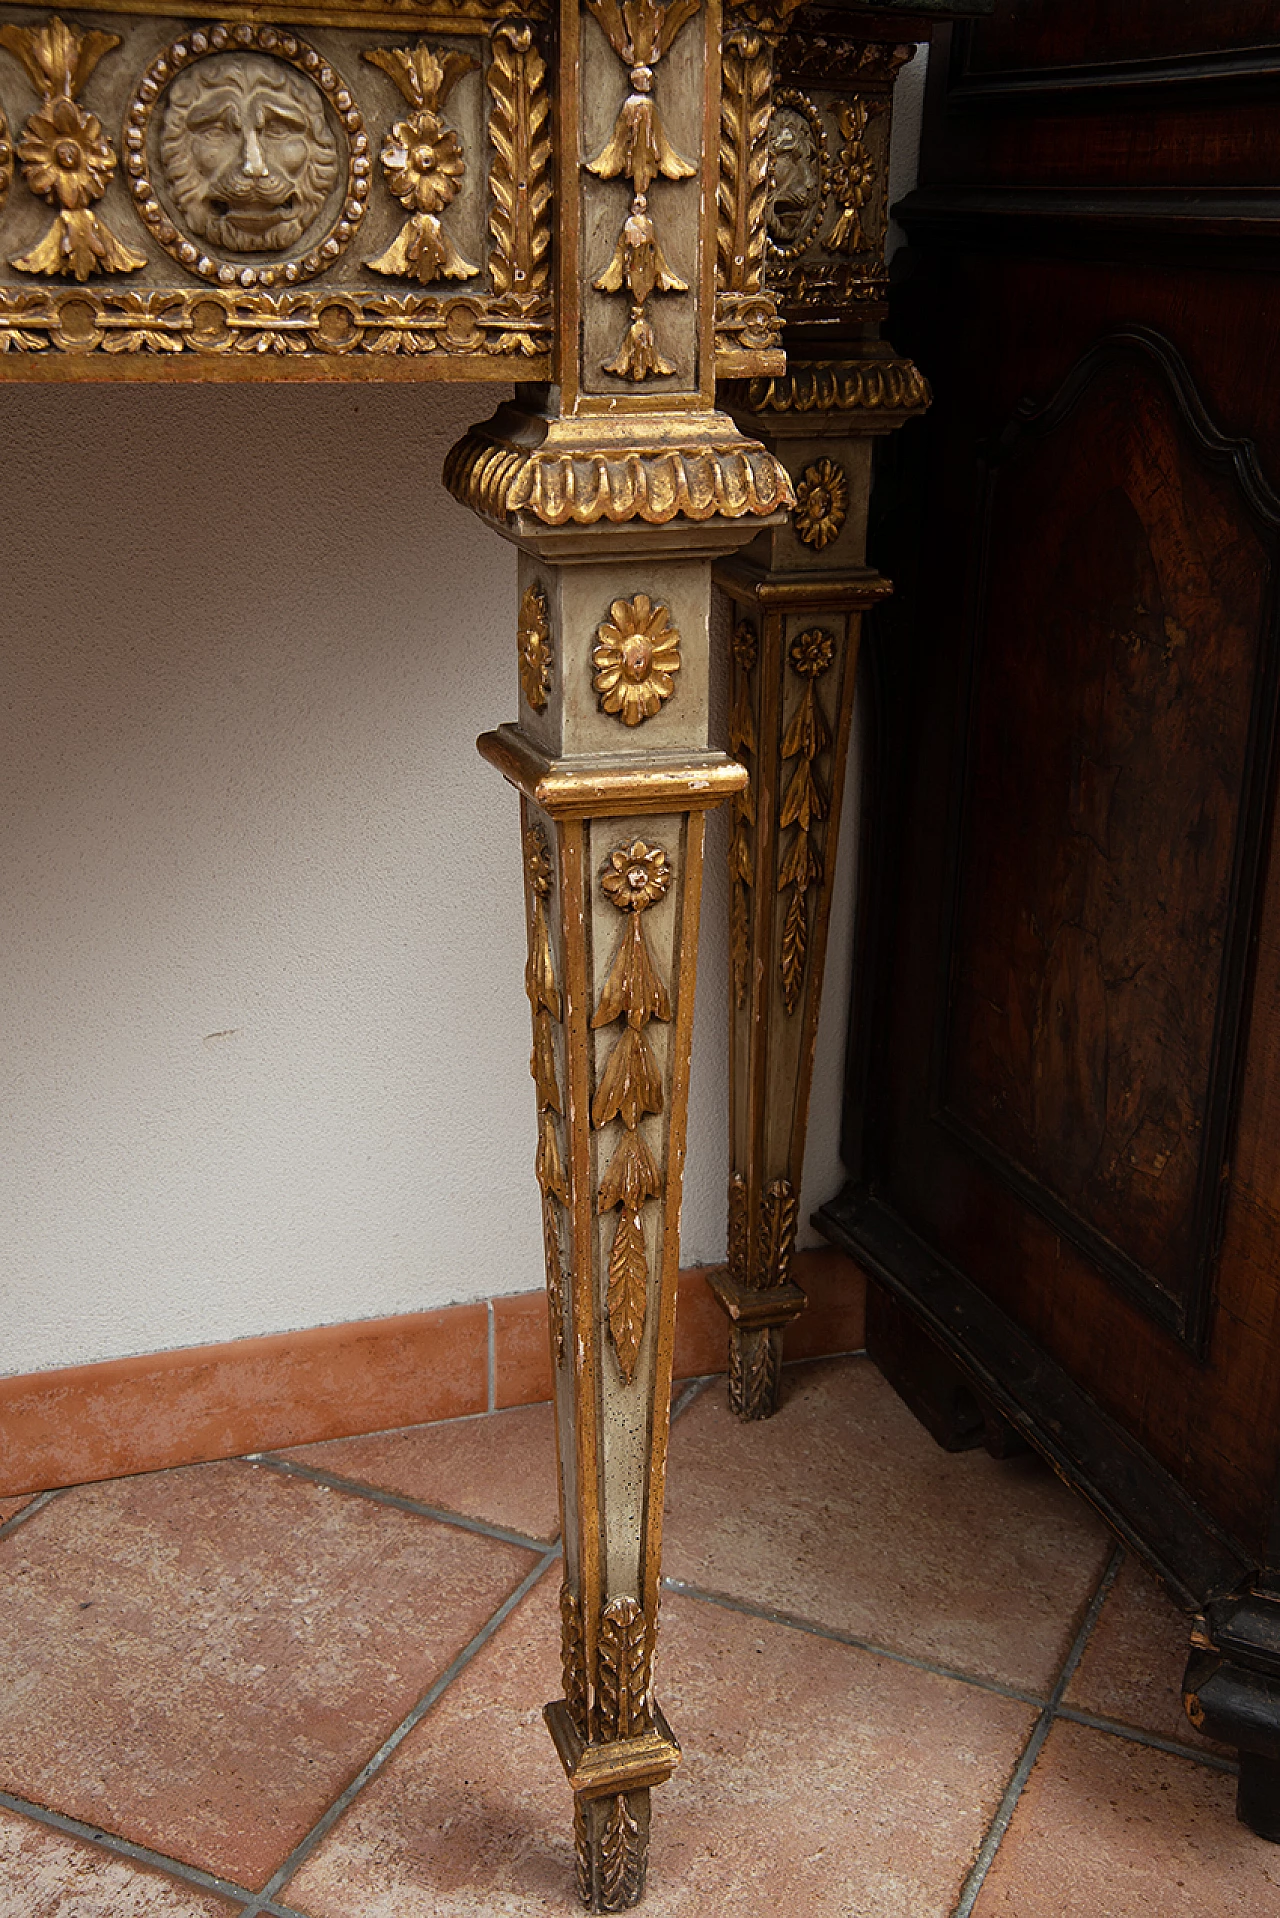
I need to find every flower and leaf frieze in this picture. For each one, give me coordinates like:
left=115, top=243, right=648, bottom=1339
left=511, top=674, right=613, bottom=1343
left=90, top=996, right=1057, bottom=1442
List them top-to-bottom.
left=585, top=0, right=700, bottom=380
left=0, top=12, right=554, bottom=364
left=0, top=16, right=145, bottom=281
left=592, top=837, right=673, bottom=1383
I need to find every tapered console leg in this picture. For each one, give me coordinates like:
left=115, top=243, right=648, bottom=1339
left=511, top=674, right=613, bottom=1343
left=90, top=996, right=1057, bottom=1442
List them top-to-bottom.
left=707, top=18, right=935, bottom=1416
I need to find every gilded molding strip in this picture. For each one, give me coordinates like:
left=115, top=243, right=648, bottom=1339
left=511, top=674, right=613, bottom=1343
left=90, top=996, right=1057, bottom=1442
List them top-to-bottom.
left=584, top=0, right=699, bottom=380
left=0, top=15, right=146, bottom=281
left=487, top=19, right=552, bottom=299
left=713, top=25, right=781, bottom=371
left=0, top=285, right=551, bottom=357
left=731, top=356, right=931, bottom=414
left=444, top=422, right=793, bottom=526
left=525, top=824, right=569, bottom=1368
left=591, top=839, right=673, bottom=1385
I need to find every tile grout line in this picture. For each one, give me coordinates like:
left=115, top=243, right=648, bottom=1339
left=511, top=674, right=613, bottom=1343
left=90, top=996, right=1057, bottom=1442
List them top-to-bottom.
left=249, top=1454, right=558, bottom=1555
left=0, top=1489, right=64, bottom=1541
left=948, top=1543, right=1125, bottom=1918
left=239, top=1546, right=562, bottom=1914
left=662, top=1576, right=1049, bottom=1710
left=1055, top=1705, right=1239, bottom=1774
left=0, top=1788, right=291, bottom=1911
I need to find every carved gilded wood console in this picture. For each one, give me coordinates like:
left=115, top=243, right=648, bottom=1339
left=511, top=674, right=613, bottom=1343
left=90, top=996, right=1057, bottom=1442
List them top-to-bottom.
left=0, top=0, right=985, bottom=1905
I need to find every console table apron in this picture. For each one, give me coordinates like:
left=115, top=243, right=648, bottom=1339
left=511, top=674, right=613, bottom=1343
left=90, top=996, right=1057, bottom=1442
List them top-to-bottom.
left=0, top=0, right=979, bottom=1904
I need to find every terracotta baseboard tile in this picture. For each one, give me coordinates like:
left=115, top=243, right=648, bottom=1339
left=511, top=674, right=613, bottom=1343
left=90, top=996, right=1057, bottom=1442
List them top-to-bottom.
left=0, top=1251, right=865, bottom=1496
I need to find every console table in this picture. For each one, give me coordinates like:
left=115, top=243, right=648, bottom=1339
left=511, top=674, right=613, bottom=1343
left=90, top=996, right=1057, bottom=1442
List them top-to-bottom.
left=0, top=0, right=985, bottom=1905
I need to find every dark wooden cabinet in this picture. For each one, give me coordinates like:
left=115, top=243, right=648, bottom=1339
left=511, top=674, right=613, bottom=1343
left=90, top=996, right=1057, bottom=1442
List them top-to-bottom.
left=819, top=0, right=1280, bottom=1836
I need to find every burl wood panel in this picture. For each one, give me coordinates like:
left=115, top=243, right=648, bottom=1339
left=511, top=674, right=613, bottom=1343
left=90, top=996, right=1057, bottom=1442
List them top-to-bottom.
left=942, top=348, right=1273, bottom=1333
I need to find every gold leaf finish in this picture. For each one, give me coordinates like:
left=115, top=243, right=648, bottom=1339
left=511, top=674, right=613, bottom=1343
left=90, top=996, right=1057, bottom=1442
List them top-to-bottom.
left=585, top=0, right=701, bottom=380
left=0, top=17, right=144, bottom=283
left=487, top=21, right=552, bottom=300
left=365, top=40, right=478, bottom=283
left=829, top=99, right=875, bottom=255
left=0, top=107, right=11, bottom=213
left=727, top=355, right=932, bottom=417
left=446, top=425, right=793, bottom=526
left=793, top=458, right=849, bottom=552
left=518, top=581, right=553, bottom=713
left=592, top=595, right=682, bottom=728
left=728, top=617, right=757, bottom=1010
left=777, top=629, right=834, bottom=1012
left=524, top=823, right=569, bottom=1370
left=593, top=837, right=674, bottom=1383
left=560, top=1584, right=589, bottom=1739
left=597, top=1596, right=652, bottom=1739
left=600, top=1792, right=645, bottom=1910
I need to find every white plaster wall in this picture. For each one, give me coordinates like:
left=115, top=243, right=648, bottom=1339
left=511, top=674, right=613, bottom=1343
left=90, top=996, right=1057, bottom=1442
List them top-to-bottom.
left=0, top=48, right=927, bottom=1378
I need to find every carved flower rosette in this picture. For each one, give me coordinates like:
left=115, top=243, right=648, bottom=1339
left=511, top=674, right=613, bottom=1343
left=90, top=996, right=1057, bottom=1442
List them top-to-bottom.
left=124, top=24, right=369, bottom=289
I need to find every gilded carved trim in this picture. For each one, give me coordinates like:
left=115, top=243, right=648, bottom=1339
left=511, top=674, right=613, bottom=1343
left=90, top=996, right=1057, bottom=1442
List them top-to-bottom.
left=584, top=0, right=700, bottom=381
left=0, top=8, right=554, bottom=366
left=0, top=16, right=145, bottom=281
left=487, top=19, right=551, bottom=299
left=714, top=26, right=781, bottom=372
left=364, top=39, right=478, bottom=283
left=727, top=356, right=931, bottom=416
left=444, top=416, right=794, bottom=526
left=792, top=457, right=848, bottom=552
left=518, top=580, right=553, bottom=711
left=592, top=594, right=681, bottom=727
left=727, top=617, right=757, bottom=1010
left=778, top=626, right=833, bottom=1013
left=525, top=824, right=569, bottom=1368
left=592, top=838, right=673, bottom=1385
left=560, top=1582, right=589, bottom=1739
left=597, top=1595, right=653, bottom=1740
left=599, top=1793, right=645, bottom=1910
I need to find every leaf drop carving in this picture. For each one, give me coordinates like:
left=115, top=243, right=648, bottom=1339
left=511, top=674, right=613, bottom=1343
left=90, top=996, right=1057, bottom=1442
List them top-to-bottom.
left=597, top=1594, right=652, bottom=1739
left=600, top=1793, right=645, bottom=1910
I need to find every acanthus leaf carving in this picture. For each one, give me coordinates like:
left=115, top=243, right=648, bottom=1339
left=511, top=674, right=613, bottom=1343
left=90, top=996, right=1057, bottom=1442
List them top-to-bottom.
left=487, top=21, right=552, bottom=299
left=758, top=1177, right=798, bottom=1289
left=560, top=1583, right=589, bottom=1738
left=597, top=1595, right=652, bottom=1739
left=600, top=1792, right=646, bottom=1910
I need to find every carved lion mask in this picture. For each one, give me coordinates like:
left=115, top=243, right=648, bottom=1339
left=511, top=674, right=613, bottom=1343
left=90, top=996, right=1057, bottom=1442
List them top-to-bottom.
left=160, top=53, right=340, bottom=255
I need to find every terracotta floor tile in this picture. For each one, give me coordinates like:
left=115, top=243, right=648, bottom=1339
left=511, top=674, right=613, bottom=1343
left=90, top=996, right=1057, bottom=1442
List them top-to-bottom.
left=663, top=1357, right=1113, bottom=1694
left=277, top=1400, right=562, bottom=1542
left=0, top=1457, right=539, bottom=1891
left=0, top=1499, right=33, bottom=1525
left=1064, top=1554, right=1232, bottom=1754
left=286, top=1577, right=1036, bottom=1917
left=971, top=1718, right=1280, bottom=1916
left=0, top=1805, right=238, bottom=1917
